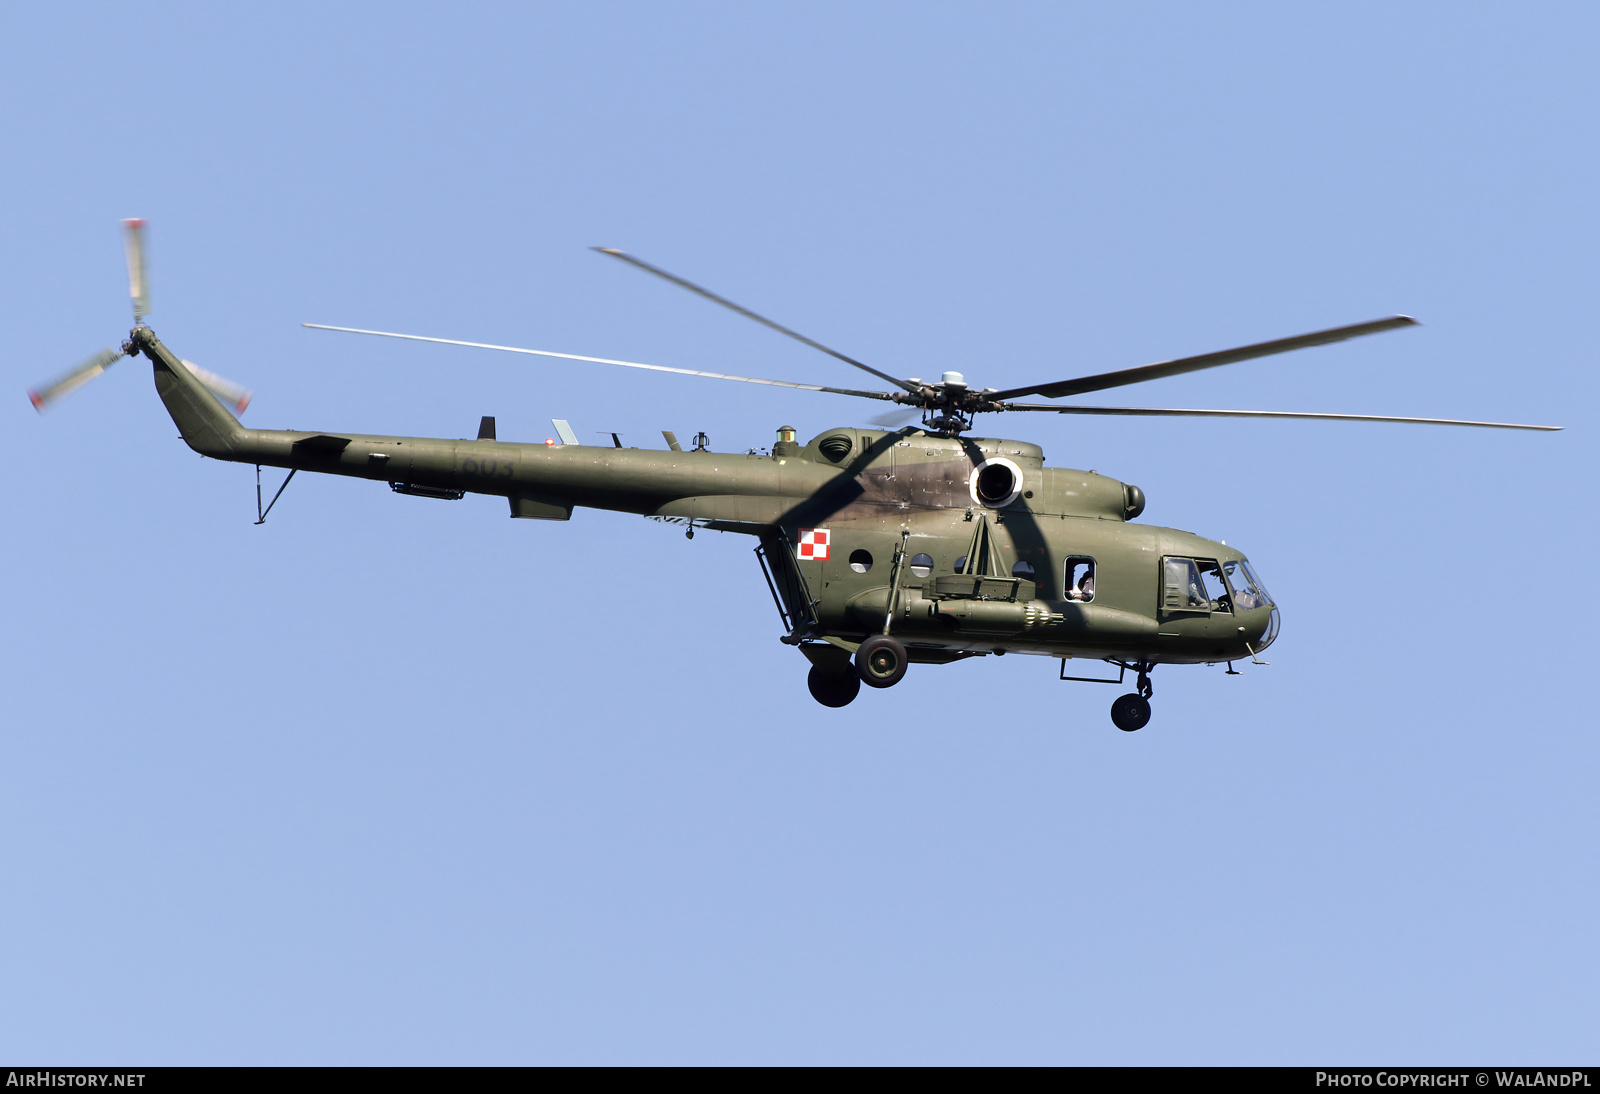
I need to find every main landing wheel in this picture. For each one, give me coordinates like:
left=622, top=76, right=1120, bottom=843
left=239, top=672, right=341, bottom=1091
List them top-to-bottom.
left=856, top=634, right=909, bottom=689
left=807, top=665, right=861, bottom=708
left=1110, top=693, right=1152, bottom=732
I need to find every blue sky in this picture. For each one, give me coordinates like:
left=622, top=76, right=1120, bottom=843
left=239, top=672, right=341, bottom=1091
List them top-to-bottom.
left=2, top=2, right=1594, bottom=1064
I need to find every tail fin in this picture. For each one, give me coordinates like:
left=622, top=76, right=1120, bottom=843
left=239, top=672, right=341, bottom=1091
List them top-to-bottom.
left=131, top=327, right=247, bottom=459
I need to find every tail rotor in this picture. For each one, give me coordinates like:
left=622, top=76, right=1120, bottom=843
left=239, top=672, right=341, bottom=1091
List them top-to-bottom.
left=27, top=219, right=252, bottom=414
left=27, top=347, right=123, bottom=411
left=179, top=359, right=251, bottom=414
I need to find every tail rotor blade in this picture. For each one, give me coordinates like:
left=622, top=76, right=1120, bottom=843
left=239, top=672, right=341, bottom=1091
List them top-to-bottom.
left=123, top=218, right=149, bottom=323
left=28, top=347, right=123, bottom=411
left=181, top=359, right=252, bottom=415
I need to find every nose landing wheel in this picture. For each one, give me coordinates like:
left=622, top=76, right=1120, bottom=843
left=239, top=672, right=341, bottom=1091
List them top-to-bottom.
left=1110, top=666, right=1154, bottom=731
left=1110, top=693, right=1151, bottom=731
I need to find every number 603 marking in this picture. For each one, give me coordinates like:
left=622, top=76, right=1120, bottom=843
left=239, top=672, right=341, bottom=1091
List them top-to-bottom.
left=461, top=457, right=515, bottom=479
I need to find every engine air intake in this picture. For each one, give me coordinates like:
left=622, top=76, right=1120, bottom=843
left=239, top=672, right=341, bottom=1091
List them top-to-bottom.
left=818, top=434, right=853, bottom=462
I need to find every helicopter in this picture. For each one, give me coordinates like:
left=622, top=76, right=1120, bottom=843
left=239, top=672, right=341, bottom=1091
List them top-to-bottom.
left=30, top=222, right=1561, bottom=730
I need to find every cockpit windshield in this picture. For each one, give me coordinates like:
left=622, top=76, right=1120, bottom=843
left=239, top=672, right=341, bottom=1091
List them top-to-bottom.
left=1223, top=559, right=1272, bottom=611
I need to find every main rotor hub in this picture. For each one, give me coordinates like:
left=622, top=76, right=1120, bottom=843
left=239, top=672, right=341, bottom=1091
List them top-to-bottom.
left=893, top=375, right=1005, bottom=435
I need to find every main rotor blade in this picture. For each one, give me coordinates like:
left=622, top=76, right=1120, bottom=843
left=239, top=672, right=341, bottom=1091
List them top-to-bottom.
left=123, top=218, right=149, bottom=323
left=592, top=248, right=920, bottom=394
left=988, top=316, right=1419, bottom=402
left=302, top=324, right=898, bottom=402
left=28, top=347, right=122, bottom=411
left=181, top=360, right=252, bottom=415
left=1002, top=402, right=1561, bottom=431
left=868, top=408, right=919, bottom=429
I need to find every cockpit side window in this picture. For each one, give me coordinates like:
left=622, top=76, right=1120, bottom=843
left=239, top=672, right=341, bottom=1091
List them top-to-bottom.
left=1065, top=557, right=1095, bottom=603
left=1163, top=557, right=1233, bottom=612
left=1162, top=558, right=1209, bottom=611
left=1197, top=559, right=1230, bottom=613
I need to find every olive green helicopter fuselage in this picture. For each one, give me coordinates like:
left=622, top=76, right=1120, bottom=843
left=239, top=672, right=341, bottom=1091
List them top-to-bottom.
left=34, top=226, right=1558, bottom=729
left=135, top=325, right=1280, bottom=693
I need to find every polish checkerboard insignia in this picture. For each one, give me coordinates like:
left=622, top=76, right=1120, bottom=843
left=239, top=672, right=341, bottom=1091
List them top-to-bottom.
left=798, top=528, right=831, bottom=561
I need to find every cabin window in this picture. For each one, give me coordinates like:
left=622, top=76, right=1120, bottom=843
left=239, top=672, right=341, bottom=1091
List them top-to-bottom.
left=849, top=549, right=873, bottom=574
left=909, top=553, right=934, bottom=578
left=1065, top=557, right=1095, bottom=602
left=1011, top=560, right=1036, bottom=579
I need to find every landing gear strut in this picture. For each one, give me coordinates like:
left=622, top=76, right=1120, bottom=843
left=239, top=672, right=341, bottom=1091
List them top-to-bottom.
left=1110, top=664, right=1154, bottom=732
